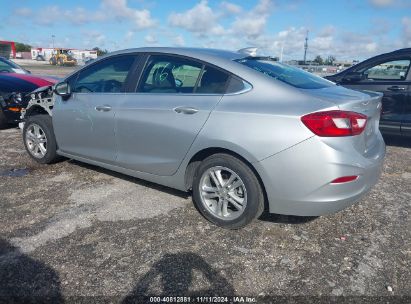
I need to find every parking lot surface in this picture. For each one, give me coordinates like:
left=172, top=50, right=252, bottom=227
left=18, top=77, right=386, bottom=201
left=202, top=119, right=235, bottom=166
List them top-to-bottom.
left=0, top=128, right=410, bottom=302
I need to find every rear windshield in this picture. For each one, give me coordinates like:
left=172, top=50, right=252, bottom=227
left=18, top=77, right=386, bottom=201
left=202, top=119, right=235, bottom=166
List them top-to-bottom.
left=235, top=58, right=334, bottom=89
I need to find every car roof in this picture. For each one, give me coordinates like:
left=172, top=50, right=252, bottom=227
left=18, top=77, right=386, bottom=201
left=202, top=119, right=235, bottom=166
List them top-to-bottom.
left=66, top=47, right=253, bottom=81
left=105, top=47, right=245, bottom=62
left=366, top=48, right=411, bottom=61
left=391, top=48, right=411, bottom=54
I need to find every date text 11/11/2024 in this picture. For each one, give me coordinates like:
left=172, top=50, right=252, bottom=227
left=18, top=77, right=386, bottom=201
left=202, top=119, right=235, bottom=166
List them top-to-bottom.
left=149, top=296, right=257, bottom=303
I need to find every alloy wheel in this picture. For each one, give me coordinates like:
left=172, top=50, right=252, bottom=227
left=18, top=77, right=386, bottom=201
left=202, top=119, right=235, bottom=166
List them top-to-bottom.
left=26, top=123, right=48, bottom=158
left=199, top=166, right=248, bottom=220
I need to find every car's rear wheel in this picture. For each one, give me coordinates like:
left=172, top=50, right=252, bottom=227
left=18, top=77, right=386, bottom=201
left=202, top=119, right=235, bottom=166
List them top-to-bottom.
left=0, top=108, right=7, bottom=129
left=23, top=115, right=61, bottom=164
left=192, top=153, right=264, bottom=229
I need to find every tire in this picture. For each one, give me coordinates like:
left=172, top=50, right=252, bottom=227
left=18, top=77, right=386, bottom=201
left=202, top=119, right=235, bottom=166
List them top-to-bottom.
left=49, top=58, right=56, bottom=65
left=57, top=58, right=63, bottom=66
left=0, top=108, right=7, bottom=129
left=23, top=115, right=61, bottom=164
left=192, top=153, right=265, bottom=229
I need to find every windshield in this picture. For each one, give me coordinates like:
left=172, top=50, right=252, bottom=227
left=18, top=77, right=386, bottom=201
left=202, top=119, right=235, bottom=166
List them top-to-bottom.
left=0, top=57, right=24, bottom=73
left=235, top=58, right=334, bottom=89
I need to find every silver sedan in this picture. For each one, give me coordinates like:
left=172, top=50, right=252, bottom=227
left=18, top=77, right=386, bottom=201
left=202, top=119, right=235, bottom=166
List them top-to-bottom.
left=22, top=47, right=385, bottom=228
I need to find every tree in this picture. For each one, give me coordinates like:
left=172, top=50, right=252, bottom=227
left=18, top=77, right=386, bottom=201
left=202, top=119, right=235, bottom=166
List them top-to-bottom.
left=15, top=42, right=31, bottom=52
left=92, top=47, right=108, bottom=56
left=313, top=55, right=323, bottom=65
left=325, top=55, right=336, bottom=65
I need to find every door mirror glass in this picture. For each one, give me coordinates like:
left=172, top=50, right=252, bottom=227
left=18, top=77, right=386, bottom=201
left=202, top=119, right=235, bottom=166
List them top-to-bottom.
left=343, top=72, right=365, bottom=83
left=175, top=79, right=183, bottom=88
left=54, top=82, right=71, bottom=98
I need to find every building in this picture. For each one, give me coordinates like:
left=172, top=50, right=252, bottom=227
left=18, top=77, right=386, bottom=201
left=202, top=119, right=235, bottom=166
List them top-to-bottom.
left=0, top=41, right=16, bottom=59
left=31, top=47, right=98, bottom=62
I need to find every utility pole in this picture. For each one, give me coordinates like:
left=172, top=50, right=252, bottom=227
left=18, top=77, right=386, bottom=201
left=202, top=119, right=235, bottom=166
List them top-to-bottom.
left=303, top=30, right=309, bottom=64
left=52, top=35, right=55, bottom=50
left=280, top=42, right=284, bottom=63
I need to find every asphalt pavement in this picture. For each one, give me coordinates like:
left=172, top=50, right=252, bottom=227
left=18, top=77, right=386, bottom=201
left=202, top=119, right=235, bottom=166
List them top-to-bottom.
left=0, top=127, right=410, bottom=303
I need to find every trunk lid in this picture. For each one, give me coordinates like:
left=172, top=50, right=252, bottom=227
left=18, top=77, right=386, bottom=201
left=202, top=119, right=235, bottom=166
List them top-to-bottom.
left=301, top=85, right=383, bottom=156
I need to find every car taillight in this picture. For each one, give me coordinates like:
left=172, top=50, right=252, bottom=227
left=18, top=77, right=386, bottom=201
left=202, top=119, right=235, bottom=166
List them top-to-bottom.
left=301, top=110, right=367, bottom=137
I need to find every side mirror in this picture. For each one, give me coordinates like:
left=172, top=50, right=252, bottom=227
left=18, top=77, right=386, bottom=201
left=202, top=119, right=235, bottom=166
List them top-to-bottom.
left=342, top=72, right=365, bottom=83
left=175, top=79, right=183, bottom=88
left=54, top=82, right=71, bottom=100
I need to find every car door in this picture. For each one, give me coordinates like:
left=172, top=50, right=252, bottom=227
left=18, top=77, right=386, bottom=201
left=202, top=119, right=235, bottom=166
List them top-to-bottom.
left=53, top=54, right=138, bottom=164
left=115, top=54, right=231, bottom=176
left=340, top=58, right=411, bottom=136
left=402, top=82, right=411, bottom=137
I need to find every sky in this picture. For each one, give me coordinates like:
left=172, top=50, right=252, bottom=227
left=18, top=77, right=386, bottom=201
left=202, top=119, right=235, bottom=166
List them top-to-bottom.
left=1, top=0, right=411, bottom=61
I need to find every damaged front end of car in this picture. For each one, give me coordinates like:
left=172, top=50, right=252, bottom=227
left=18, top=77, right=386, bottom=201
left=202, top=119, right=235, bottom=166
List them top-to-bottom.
left=19, top=85, right=55, bottom=129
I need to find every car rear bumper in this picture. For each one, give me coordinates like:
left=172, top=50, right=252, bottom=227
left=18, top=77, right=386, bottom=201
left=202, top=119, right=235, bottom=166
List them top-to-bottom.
left=254, top=134, right=385, bottom=216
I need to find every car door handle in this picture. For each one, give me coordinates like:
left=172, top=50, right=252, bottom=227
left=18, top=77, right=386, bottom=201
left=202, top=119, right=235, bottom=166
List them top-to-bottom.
left=387, top=86, right=405, bottom=91
left=95, top=105, right=112, bottom=112
left=173, top=106, right=199, bottom=114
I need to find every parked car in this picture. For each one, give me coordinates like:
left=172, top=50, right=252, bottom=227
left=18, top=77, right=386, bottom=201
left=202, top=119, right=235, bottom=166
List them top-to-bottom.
left=22, top=47, right=385, bottom=228
left=325, top=48, right=411, bottom=138
left=0, top=56, right=30, bottom=74
left=0, top=73, right=57, bottom=128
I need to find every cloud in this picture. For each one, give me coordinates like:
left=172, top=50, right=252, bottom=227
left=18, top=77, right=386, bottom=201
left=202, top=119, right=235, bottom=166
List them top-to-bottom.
left=15, top=0, right=156, bottom=30
left=101, top=0, right=157, bottom=29
left=168, top=0, right=225, bottom=36
left=168, top=0, right=273, bottom=40
left=231, top=0, right=273, bottom=38
left=368, top=0, right=411, bottom=7
left=369, top=0, right=395, bottom=7
left=220, top=1, right=243, bottom=14
left=14, top=7, right=32, bottom=17
left=402, top=17, right=411, bottom=47
left=317, top=25, right=336, bottom=38
left=82, top=31, right=107, bottom=48
left=124, top=31, right=135, bottom=43
left=144, top=34, right=157, bottom=44
left=173, top=35, right=185, bottom=47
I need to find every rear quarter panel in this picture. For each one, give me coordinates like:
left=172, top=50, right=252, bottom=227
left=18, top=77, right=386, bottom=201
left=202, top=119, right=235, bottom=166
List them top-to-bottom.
left=189, top=75, right=338, bottom=163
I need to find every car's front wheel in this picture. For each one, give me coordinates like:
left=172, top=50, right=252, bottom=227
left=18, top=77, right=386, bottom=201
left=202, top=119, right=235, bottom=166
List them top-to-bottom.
left=23, top=115, right=61, bottom=164
left=192, top=153, right=265, bottom=229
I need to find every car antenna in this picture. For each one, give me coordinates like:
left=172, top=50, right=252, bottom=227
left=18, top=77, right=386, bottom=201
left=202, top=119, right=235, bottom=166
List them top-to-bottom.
left=237, top=47, right=258, bottom=57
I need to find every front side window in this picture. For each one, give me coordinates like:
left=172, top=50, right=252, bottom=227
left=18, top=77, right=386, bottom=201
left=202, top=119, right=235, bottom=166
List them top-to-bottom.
left=73, top=55, right=136, bottom=93
left=138, top=55, right=202, bottom=93
left=138, top=55, right=238, bottom=94
left=235, top=58, right=333, bottom=89
left=363, top=59, right=410, bottom=81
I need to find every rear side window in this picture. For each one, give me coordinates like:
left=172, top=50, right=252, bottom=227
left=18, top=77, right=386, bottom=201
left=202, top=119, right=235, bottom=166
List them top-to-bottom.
left=73, top=55, right=135, bottom=93
left=138, top=55, right=202, bottom=93
left=235, top=58, right=333, bottom=89
left=363, top=59, right=410, bottom=80
left=196, top=66, right=230, bottom=94
left=225, top=76, right=246, bottom=93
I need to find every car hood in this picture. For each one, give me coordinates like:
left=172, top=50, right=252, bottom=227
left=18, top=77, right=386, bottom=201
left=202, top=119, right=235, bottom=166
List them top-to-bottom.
left=0, top=73, right=58, bottom=94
